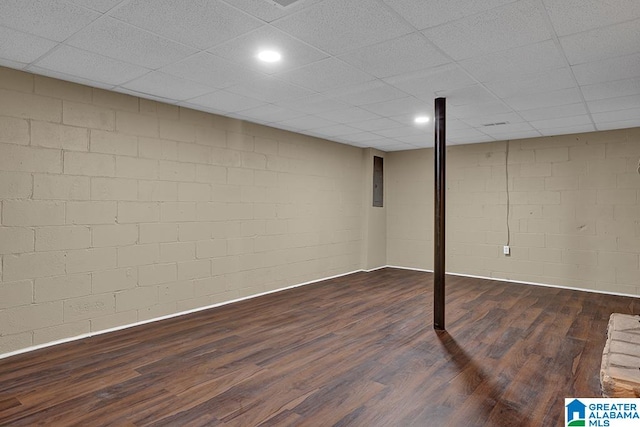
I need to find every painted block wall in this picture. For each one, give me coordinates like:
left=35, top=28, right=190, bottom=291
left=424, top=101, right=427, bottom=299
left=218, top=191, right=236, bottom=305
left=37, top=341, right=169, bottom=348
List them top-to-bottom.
left=2, top=64, right=639, bottom=356
left=0, top=67, right=367, bottom=354
left=387, top=130, right=640, bottom=295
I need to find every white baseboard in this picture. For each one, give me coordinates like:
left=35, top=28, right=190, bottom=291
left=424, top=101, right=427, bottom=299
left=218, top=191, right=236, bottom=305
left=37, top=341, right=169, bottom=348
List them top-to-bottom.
left=2, top=264, right=636, bottom=360
left=386, top=264, right=640, bottom=299
left=363, top=265, right=388, bottom=273
left=0, top=268, right=363, bottom=361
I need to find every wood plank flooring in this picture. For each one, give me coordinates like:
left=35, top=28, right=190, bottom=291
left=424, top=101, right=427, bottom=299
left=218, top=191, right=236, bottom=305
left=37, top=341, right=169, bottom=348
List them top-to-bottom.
left=1, top=268, right=638, bottom=426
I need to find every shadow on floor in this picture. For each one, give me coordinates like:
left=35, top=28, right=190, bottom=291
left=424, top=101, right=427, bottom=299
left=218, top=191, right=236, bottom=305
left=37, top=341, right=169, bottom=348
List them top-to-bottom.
left=434, top=330, right=527, bottom=426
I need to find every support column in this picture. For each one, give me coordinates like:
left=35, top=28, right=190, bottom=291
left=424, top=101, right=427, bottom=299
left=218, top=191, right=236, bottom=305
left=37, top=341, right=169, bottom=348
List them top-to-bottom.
left=434, top=97, right=446, bottom=331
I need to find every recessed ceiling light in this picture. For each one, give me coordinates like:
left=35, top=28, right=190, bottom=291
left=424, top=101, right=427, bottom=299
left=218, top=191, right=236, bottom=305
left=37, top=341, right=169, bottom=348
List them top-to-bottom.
left=257, top=50, right=282, bottom=63
left=414, top=116, right=430, bottom=124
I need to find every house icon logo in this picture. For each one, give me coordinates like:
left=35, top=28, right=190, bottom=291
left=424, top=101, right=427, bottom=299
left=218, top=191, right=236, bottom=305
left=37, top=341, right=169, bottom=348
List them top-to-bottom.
left=566, top=399, right=586, bottom=426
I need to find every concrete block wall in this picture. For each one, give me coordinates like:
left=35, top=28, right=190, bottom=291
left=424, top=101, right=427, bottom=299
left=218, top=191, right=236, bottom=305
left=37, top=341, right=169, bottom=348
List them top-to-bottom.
left=2, top=64, right=639, bottom=356
left=0, top=67, right=365, bottom=354
left=387, top=129, right=640, bottom=295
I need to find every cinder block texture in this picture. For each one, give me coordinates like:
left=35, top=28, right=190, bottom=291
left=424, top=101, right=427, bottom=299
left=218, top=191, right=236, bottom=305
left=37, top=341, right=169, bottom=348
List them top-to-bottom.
left=4, top=66, right=638, bottom=358
left=0, top=67, right=365, bottom=355
left=387, top=130, right=640, bottom=295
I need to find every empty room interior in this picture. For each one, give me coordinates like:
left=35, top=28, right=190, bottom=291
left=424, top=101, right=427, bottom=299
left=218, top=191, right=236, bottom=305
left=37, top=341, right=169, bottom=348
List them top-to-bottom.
left=1, top=0, right=640, bottom=425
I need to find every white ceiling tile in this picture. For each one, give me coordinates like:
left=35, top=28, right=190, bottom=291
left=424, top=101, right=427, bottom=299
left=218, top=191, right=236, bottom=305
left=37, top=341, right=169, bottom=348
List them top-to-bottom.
left=0, top=0, right=99, bottom=42
left=1, top=0, right=639, bottom=151
left=67, top=0, right=122, bottom=12
left=111, top=0, right=263, bottom=50
left=221, top=0, right=324, bottom=23
left=272, top=0, right=413, bottom=55
left=382, top=0, right=517, bottom=30
left=423, top=0, right=552, bottom=60
left=543, top=0, right=640, bottom=36
left=68, top=18, right=197, bottom=69
left=560, top=19, right=640, bottom=66
left=0, top=26, right=58, bottom=64
left=208, top=26, right=328, bottom=74
left=338, top=33, right=450, bottom=78
left=460, top=40, right=565, bottom=83
left=34, top=45, right=150, bottom=86
left=160, top=52, right=266, bottom=90
left=572, top=53, right=640, bottom=85
left=0, top=58, right=28, bottom=69
left=276, top=58, right=375, bottom=92
left=384, top=64, right=477, bottom=101
left=28, top=66, right=116, bottom=90
left=484, top=67, right=576, bottom=99
left=122, top=72, right=216, bottom=101
left=225, top=77, right=314, bottom=103
left=580, top=77, right=640, bottom=101
left=327, top=81, right=408, bottom=106
left=436, top=84, right=498, bottom=106
left=116, top=87, right=179, bottom=104
left=503, top=87, right=582, bottom=111
left=188, top=90, right=267, bottom=112
left=275, top=94, right=351, bottom=114
left=587, top=95, right=640, bottom=114
left=361, top=97, right=430, bottom=116
left=448, top=100, right=512, bottom=119
left=178, top=102, right=227, bottom=117
left=518, top=102, right=588, bottom=121
left=234, top=104, right=307, bottom=123
left=316, top=107, right=381, bottom=124
left=592, top=107, right=640, bottom=123
left=228, top=112, right=269, bottom=125
left=461, top=112, right=525, bottom=127
left=388, top=114, right=433, bottom=127
left=530, top=114, right=593, bottom=130
left=273, top=115, right=337, bottom=130
left=385, top=116, right=472, bottom=132
left=349, top=118, right=405, bottom=132
left=595, top=118, right=640, bottom=130
left=445, top=119, right=473, bottom=131
left=476, top=121, right=535, bottom=134
left=270, top=123, right=301, bottom=134
left=308, top=124, right=361, bottom=137
left=538, top=124, right=595, bottom=136
left=375, top=126, right=427, bottom=138
left=448, top=128, right=493, bottom=140
left=303, top=130, right=331, bottom=140
left=482, top=130, right=542, bottom=140
left=339, top=132, right=388, bottom=143
left=395, top=134, right=431, bottom=145
left=449, top=136, right=496, bottom=145
left=363, top=138, right=401, bottom=147
left=339, top=141, right=370, bottom=148
left=372, top=142, right=415, bottom=152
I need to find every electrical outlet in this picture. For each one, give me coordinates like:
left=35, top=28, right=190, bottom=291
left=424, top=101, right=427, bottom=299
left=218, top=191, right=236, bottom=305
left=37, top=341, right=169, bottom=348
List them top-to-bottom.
left=503, top=245, right=510, bottom=256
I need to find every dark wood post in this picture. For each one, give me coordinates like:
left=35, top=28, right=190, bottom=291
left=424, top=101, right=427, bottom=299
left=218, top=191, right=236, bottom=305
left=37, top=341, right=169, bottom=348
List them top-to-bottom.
left=434, top=97, right=446, bottom=330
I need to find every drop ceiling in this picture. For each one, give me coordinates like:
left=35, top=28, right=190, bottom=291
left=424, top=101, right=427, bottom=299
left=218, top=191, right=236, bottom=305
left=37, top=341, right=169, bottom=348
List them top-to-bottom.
left=1, top=0, right=640, bottom=151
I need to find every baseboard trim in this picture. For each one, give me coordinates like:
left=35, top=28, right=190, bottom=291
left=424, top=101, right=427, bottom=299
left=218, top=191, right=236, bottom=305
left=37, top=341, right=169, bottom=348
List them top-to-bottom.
left=3, top=264, right=636, bottom=360
left=385, top=264, right=640, bottom=299
left=363, top=265, right=388, bottom=273
left=0, top=268, right=364, bottom=361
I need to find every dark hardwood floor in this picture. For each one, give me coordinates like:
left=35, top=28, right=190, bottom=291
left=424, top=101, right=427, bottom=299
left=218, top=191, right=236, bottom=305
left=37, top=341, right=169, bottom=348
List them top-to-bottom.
left=1, top=268, right=638, bottom=426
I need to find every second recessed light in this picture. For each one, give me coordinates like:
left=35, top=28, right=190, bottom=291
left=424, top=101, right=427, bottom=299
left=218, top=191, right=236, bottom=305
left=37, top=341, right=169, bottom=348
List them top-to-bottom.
left=257, top=50, right=282, bottom=63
